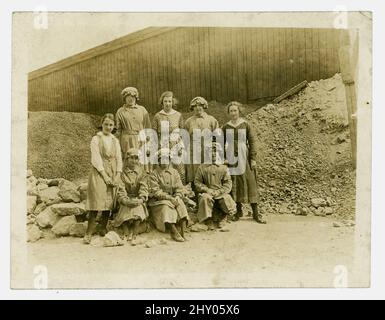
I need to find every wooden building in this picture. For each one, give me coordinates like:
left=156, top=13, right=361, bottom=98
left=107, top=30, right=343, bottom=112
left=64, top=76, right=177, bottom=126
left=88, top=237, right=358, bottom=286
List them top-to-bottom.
left=28, top=27, right=345, bottom=115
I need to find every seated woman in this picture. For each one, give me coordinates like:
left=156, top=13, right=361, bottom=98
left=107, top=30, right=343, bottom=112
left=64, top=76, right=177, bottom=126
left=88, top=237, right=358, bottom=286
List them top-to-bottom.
left=194, top=143, right=237, bottom=230
left=113, top=148, right=149, bottom=242
left=148, top=148, right=189, bottom=242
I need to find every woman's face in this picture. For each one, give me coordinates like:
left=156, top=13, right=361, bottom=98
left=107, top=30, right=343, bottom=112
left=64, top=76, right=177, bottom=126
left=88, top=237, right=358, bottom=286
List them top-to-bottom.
left=125, top=95, right=136, bottom=106
left=162, top=96, right=173, bottom=112
left=194, top=103, right=204, bottom=116
left=228, top=105, right=240, bottom=120
left=102, top=118, right=115, bottom=135
left=126, top=155, right=139, bottom=168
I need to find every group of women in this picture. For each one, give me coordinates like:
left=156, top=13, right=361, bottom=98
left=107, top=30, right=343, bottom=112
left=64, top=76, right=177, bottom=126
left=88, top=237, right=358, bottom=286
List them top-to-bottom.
left=83, top=87, right=266, bottom=245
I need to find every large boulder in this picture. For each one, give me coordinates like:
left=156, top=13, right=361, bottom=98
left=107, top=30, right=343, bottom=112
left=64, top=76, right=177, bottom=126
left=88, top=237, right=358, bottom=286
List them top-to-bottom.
left=58, top=179, right=81, bottom=203
left=58, top=179, right=77, bottom=191
left=38, top=186, right=61, bottom=205
left=58, top=189, right=81, bottom=203
left=27, top=196, right=37, bottom=215
left=33, top=202, right=47, bottom=215
left=50, top=202, right=85, bottom=216
left=36, top=207, right=60, bottom=228
left=52, top=216, right=77, bottom=236
left=69, top=222, right=87, bottom=237
left=27, top=225, right=42, bottom=243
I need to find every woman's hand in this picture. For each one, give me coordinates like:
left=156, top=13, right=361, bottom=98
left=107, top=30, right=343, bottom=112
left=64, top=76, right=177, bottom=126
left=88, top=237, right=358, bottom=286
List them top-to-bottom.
left=101, top=171, right=113, bottom=186
left=112, top=173, right=121, bottom=186
left=171, top=196, right=180, bottom=207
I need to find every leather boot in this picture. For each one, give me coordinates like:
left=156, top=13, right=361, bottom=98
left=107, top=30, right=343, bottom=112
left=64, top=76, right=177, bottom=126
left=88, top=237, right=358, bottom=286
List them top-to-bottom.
left=233, top=202, right=243, bottom=221
left=251, top=203, right=266, bottom=224
left=83, top=211, right=97, bottom=244
left=99, top=211, right=110, bottom=236
left=179, top=218, right=188, bottom=240
left=132, top=220, right=141, bottom=240
left=170, top=224, right=185, bottom=242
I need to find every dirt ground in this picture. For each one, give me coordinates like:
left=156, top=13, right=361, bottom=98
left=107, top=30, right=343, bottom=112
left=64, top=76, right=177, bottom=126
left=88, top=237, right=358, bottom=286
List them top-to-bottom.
left=21, top=214, right=355, bottom=289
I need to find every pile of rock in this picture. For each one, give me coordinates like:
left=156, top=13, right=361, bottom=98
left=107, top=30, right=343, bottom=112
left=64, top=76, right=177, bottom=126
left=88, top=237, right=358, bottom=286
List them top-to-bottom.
left=248, top=74, right=356, bottom=220
left=27, top=169, right=89, bottom=243
left=27, top=170, right=198, bottom=244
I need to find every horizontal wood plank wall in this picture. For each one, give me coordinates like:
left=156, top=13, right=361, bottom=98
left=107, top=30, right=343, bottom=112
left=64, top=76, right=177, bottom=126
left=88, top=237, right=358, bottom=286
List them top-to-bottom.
left=28, top=27, right=344, bottom=115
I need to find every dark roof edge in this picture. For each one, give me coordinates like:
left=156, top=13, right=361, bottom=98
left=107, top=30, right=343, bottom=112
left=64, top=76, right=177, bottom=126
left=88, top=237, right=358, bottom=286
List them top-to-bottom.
left=28, top=26, right=180, bottom=81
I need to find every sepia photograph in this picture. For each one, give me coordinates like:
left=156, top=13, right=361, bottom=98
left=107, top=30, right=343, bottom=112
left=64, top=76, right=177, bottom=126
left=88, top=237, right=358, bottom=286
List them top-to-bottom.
left=10, top=10, right=372, bottom=290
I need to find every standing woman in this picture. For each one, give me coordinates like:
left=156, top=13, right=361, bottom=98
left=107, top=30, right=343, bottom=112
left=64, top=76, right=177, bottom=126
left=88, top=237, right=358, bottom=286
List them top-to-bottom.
left=115, top=87, right=151, bottom=159
left=152, top=91, right=186, bottom=184
left=184, top=97, right=219, bottom=186
left=222, top=101, right=266, bottom=224
left=84, top=113, right=123, bottom=244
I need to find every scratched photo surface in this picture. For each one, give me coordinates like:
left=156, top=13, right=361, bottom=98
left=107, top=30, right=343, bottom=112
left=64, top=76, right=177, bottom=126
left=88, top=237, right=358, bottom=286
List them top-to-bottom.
left=11, top=11, right=372, bottom=289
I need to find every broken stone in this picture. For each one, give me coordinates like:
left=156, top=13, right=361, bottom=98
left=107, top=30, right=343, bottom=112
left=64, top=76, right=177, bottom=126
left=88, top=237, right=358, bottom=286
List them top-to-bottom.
left=26, top=169, right=33, bottom=178
left=27, top=175, right=37, bottom=186
left=37, top=178, right=49, bottom=185
left=47, top=178, right=61, bottom=187
left=56, top=179, right=81, bottom=202
left=58, top=179, right=77, bottom=192
left=78, top=182, right=88, bottom=201
left=37, top=184, right=49, bottom=193
left=38, top=186, right=61, bottom=205
left=58, top=189, right=81, bottom=203
left=27, top=196, right=37, bottom=215
left=311, top=198, right=326, bottom=208
left=33, top=202, right=47, bottom=215
left=50, top=202, right=86, bottom=216
left=279, top=203, right=291, bottom=214
left=36, top=207, right=60, bottom=228
left=295, top=207, right=308, bottom=216
left=314, top=207, right=326, bottom=217
left=324, top=207, right=334, bottom=215
left=26, top=215, right=36, bottom=225
left=52, top=215, right=77, bottom=236
left=342, top=219, right=355, bottom=227
left=333, top=221, right=344, bottom=228
left=69, top=222, right=87, bottom=237
left=190, top=223, right=208, bottom=232
left=27, top=225, right=42, bottom=243
left=41, top=229, right=57, bottom=240
left=103, top=231, right=124, bottom=247
left=90, top=237, right=104, bottom=247
left=159, top=237, right=168, bottom=245
left=144, top=239, right=159, bottom=248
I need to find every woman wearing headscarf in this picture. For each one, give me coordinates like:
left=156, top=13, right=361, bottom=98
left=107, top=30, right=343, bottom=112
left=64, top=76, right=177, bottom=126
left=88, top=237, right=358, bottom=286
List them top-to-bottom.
left=115, top=87, right=151, bottom=157
left=184, top=97, right=219, bottom=186
left=222, top=101, right=266, bottom=224
left=114, top=148, right=149, bottom=243
left=148, top=148, right=189, bottom=242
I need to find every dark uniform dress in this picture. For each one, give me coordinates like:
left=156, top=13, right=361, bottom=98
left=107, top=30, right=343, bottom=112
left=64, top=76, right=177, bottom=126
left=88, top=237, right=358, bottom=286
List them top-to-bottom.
left=222, top=119, right=259, bottom=204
